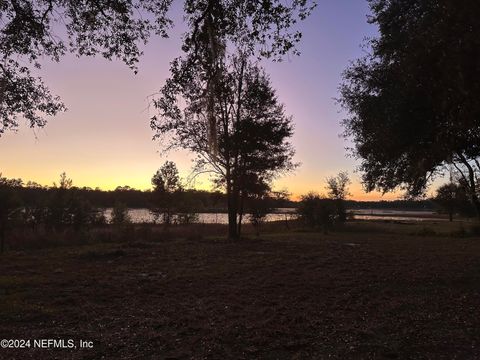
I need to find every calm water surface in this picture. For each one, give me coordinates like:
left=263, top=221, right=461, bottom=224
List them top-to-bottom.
left=104, top=208, right=445, bottom=224
left=104, top=208, right=296, bottom=224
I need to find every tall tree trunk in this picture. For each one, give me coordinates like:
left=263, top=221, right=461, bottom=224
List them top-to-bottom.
left=231, top=57, right=245, bottom=239
left=226, top=172, right=238, bottom=240
left=237, top=191, right=244, bottom=236
left=227, top=196, right=238, bottom=239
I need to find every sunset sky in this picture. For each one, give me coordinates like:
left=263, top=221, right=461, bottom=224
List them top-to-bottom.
left=0, top=1, right=435, bottom=200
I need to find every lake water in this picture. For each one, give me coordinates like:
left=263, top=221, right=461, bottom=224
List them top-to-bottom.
left=104, top=208, right=445, bottom=224
left=104, top=208, right=296, bottom=224
left=350, top=209, right=447, bottom=222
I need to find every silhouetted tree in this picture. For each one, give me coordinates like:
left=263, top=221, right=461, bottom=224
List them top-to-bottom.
left=0, top=0, right=314, bottom=136
left=177, top=0, right=315, bottom=152
left=339, top=0, right=480, bottom=218
left=0, top=1, right=172, bottom=135
left=152, top=56, right=296, bottom=239
left=151, top=161, right=183, bottom=225
left=152, top=161, right=182, bottom=194
left=326, top=171, right=351, bottom=222
left=44, top=172, right=102, bottom=230
left=45, top=172, right=74, bottom=230
left=239, top=173, right=270, bottom=235
left=0, top=174, right=23, bottom=253
left=456, top=178, right=479, bottom=218
left=247, top=183, right=272, bottom=236
left=434, top=183, right=462, bottom=222
left=272, top=189, right=293, bottom=229
left=297, top=193, right=335, bottom=234
left=68, top=196, right=101, bottom=230
left=23, top=201, right=46, bottom=231
left=111, top=201, right=131, bottom=225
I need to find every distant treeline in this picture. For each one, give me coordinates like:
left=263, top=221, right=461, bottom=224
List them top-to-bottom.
left=12, top=184, right=437, bottom=211
left=12, top=185, right=297, bottom=211
left=345, top=200, right=435, bottom=211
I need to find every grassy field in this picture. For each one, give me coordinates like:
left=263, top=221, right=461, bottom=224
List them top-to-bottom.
left=1, top=220, right=480, bottom=359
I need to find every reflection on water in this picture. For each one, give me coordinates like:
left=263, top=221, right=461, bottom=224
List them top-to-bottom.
left=103, top=208, right=445, bottom=224
left=104, top=208, right=296, bottom=224
left=350, top=209, right=447, bottom=222
left=351, top=209, right=434, bottom=216
left=353, top=215, right=447, bottom=222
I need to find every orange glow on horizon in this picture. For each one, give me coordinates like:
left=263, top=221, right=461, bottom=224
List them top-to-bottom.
left=1, top=166, right=404, bottom=201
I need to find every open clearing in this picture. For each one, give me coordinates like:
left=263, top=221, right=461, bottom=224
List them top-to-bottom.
left=1, top=221, right=480, bottom=359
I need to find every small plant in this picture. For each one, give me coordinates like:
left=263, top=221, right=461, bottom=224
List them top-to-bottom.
left=111, top=202, right=131, bottom=225
left=177, top=212, right=199, bottom=225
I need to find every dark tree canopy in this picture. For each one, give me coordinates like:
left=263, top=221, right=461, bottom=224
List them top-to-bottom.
left=0, top=0, right=315, bottom=136
left=0, top=0, right=173, bottom=135
left=182, top=0, right=315, bottom=60
left=340, top=0, right=480, bottom=215
left=150, top=1, right=313, bottom=238
left=151, top=54, right=296, bottom=238
left=152, top=56, right=296, bottom=181
left=151, top=160, right=182, bottom=225
left=152, top=161, right=182, bottom=194
left=326, top=171, right=351, bottom=201
left=434, top=182, right=475, bottom=221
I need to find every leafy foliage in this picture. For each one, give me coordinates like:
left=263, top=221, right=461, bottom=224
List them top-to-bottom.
left=0, top=0, right=315, bottom=136
left=0, top=0, right=173, bottom=135
left=181, top=0, right=316, bottom=60
left=339, top=0, right=480, bottom=217
left=152, top=55, right=296, bottom=238
left=0, top=61, right=65, bottom=136
left=151, top=161, right=183, bottom=225
left=152, top=161, right=182, bottom=194
left=326, top=171, right=351, bottom=222
left=45, top=172, right=103, bottom=230
left=326, top=172, right=351, bottom=201
left=434, top=182, right=477, bottom=221
left=297, top=193, right=336, bottom=232
left=248, top=194, right=271, bottom=236
left=111, top=201, right=131, bottom=225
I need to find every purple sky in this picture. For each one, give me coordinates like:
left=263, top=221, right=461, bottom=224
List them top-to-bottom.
left=0, top=1, right=426, bottom=200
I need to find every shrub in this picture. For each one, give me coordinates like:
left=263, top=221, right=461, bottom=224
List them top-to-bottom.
left=297, top=193, right=336, bottom=232
left=248, top=197, right=270, bottom=236
left=111, top=202, right=131, bottom=225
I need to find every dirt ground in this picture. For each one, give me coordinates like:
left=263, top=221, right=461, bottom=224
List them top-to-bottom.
left=1, top=221, right=480, bottom=359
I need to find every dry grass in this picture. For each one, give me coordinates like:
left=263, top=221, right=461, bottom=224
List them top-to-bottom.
left=1, top=220, right=480, bottom=359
